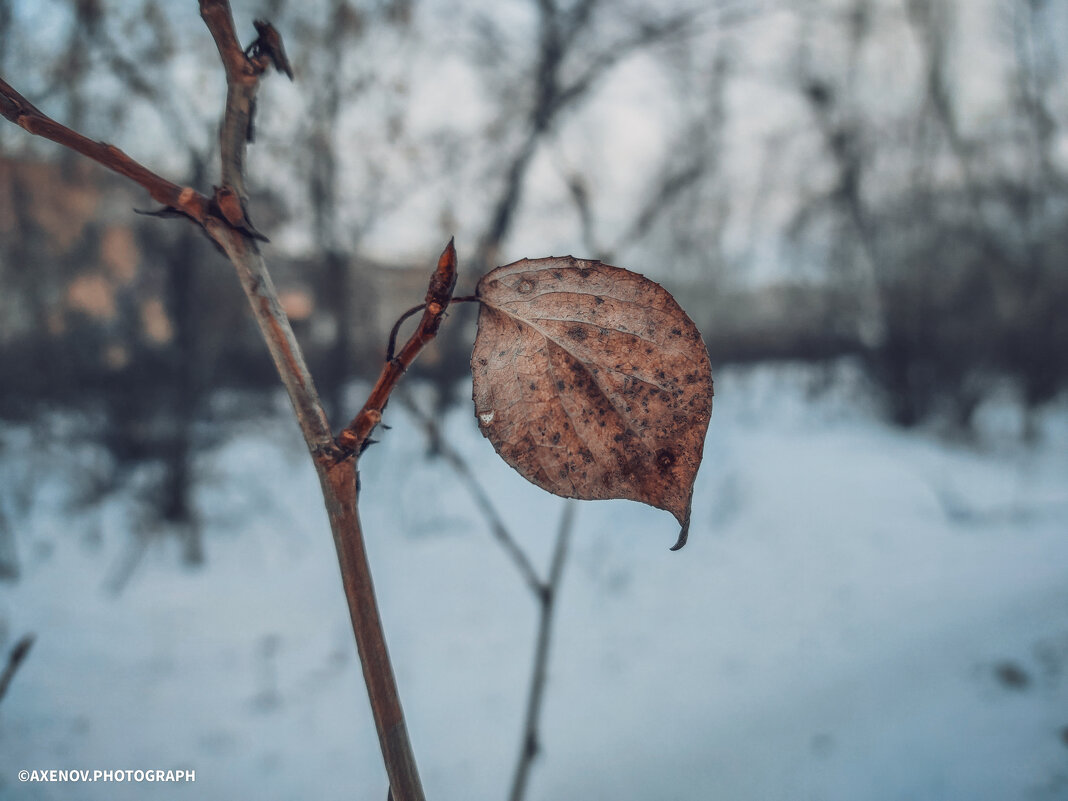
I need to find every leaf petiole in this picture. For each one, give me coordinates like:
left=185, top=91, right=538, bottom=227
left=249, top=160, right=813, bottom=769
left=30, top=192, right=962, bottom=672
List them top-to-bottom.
left=385, top=295, right=480, bottom=362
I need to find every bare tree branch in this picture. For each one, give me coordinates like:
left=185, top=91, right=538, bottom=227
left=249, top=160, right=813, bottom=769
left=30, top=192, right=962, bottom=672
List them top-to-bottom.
left=199, top=0, right=266, bottom=196
left=476, top=2, right=705, bottom=269
left=2, top=5, right=429, bottom=798
left=196, top=6, right=425, bottom=799
left=553, top=11, right=697, bottom=115
left=0, top=77, right=212, bottom=223
left=336, top=239, right=458, bottom=458
left=400, top=391, right=575, bottom=801
left=399, top=394, right=544, bottom=597
left=509, top=501, right=574, bottom=801
left=0, top=634, right=34, bottom=707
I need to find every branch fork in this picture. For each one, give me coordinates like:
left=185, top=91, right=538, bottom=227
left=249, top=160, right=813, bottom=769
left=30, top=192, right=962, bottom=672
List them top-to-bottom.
left=1, top=5, right=431, bottom=800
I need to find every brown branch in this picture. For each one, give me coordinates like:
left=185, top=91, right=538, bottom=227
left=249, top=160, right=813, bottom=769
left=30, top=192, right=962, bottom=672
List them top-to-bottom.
left=192, top=0, right=331, bottom=458
left=200, top=0, right=267, bottom=197
left=3, top=5, right=428, bottom=798
left=196, top=6, right=425, bottom=800
left=0, top=77, right=211, bottom=223
left=203, top=219, right=334, bottom=452
left=336, top=238, right=458, bottom=457
left=318, top=458, right=425, bottom=801
left=509, top=501, right=574, bottom=801
left=0, top=634, right=35, bottom=706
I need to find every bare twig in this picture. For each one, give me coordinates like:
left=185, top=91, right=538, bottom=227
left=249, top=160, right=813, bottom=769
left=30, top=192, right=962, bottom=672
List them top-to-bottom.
left=200, top=0, right=267, bottom=195
left=195, top=1, right=334, bottom=459
left=475, top=3, right=704, bottom=270
left=2, top=5, right=428, bottom=798
left=196, top=5, right=425, bottom=799
left=0, top=77, right=211, bottom=224
left=336, top=239, right=458, bottom=458
left=386, top=296, right=480, bottom=364
left=400, top=394, right=575, bottom=800
left=400, top=395, right=544, bottom=597
left=509, top=501, right=574, bottom=801
left=0, top=634, right=35, bottom=706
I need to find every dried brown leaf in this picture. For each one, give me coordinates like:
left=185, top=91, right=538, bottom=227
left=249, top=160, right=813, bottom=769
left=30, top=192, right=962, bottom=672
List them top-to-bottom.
left=471, top=257, right=713, bottom=549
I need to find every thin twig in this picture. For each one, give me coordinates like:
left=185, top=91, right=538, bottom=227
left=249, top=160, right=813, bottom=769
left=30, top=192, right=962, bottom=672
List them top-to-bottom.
left=196, top=0, right=333, bottom=455
left=199, top=0, right=267, bottom=198
left=0, top=77, right=211, bottom=223
left=335, top=239, right=458, bottom=458
left=386, top=295, right=480, bottom=364
left=386, top=305, right=427, bottom=364
left=400, top=394, right=574, bottom=801
left=399, top=395, right=544, bottom=597
left=509, top=501, right=575, bottom=801
left=0, top=634, right=35, bottom=706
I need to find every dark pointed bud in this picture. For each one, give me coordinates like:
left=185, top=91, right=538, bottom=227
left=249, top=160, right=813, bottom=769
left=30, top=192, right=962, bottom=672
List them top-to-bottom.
left=251, top=20, right=294, bottom=80
left=426, top=237, right=458, bottom=308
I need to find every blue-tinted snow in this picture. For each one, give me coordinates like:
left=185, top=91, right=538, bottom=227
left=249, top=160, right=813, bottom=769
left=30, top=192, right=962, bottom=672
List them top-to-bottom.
left=1, top=363, right=1067, bottom=800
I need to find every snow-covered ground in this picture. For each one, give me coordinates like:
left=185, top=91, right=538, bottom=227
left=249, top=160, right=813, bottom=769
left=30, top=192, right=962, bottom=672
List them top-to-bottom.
left=2, top=363, right=1067, bottom=800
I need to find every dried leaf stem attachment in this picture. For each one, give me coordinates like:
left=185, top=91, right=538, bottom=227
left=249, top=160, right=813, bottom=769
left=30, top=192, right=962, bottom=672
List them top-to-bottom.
left=385, top=295, right=480, bottom=362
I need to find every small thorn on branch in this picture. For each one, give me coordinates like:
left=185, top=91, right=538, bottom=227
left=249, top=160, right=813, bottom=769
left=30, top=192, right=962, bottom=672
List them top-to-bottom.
left=213, top=184, right=269, bottom=241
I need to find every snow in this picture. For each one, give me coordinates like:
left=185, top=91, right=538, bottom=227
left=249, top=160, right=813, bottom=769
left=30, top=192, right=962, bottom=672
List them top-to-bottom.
left=2, top=363, right=1068, bottom=800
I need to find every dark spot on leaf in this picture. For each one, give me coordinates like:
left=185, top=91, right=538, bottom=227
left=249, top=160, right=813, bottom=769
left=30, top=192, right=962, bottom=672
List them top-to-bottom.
left=577, top=267, right=592, bottom=279
left=552, top=270, right=563, bottom=279
left=567, top=325, right=588, bottom=342
left=551, top=432, right=561, bottom=445
left=656, top=448, right=677, bottom=470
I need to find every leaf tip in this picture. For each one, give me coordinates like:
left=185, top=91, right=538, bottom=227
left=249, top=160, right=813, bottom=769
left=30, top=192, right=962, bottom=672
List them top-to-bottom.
left=669, top=521, right=689, bottom=551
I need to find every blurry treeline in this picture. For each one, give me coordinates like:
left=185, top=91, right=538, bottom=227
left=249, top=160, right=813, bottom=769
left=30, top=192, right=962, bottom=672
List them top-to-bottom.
left=1, top=0, right=1067, bottom=574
